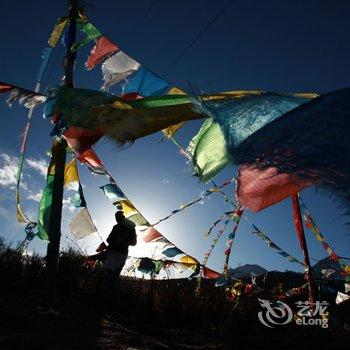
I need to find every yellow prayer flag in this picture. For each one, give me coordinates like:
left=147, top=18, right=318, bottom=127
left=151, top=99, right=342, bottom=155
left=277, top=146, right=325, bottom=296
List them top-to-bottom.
left=48, top=17, right=69, bottom=47
left=162, top=86, right=187, bottom=138
left=64, top=159, right=79, bottom=185
left=120, top=200, right=137, bottom=216
left=180, top=255, right=198, bottom=265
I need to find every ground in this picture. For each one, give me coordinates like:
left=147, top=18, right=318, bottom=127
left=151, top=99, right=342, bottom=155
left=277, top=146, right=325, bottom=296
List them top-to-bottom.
left=1, top=245, right=349, bottom=349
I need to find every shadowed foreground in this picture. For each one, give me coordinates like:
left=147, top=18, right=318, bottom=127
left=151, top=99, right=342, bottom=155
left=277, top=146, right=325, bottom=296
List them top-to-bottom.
left=0, top=241, right=349, bottom=349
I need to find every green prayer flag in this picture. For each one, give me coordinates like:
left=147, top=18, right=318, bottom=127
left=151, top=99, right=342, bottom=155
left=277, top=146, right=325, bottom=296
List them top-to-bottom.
left=72, top=22, right=102, bottom=51
left=187, top=118, right=229, bottom=183
left=38, top=174, right=54, bottom=241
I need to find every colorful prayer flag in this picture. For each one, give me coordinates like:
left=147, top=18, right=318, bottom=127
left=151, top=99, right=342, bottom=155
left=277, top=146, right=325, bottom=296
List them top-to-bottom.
left=86, top=36, right=119, bottom=69
left=101, top=51, right=140, bottom=90
left=236, top=165, right=312, bottom=211
left=100, top=183, right=127, bottom=203
left=69, top=208, right=97, bottom=239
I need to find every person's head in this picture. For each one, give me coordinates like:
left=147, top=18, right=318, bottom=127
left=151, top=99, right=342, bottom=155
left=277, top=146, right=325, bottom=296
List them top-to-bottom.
left=115, top=210, right=125, bottom=222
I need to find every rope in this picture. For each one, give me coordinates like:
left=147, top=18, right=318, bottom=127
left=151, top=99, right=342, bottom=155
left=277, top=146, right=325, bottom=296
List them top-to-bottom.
left=162, top=0, right=234, bottom=76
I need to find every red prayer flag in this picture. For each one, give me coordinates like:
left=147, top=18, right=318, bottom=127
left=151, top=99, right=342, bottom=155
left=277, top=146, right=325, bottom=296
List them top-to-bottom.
left=86, top=36, right=119, bottom=70
left=0, top=82, right=14, bottom=93
left=121, top=92, right=143, bottom=100
left=63, top=126, right=103, bottom=154
left=78, top=148, right=104, bottom=168
left=236, top=165, right=313, bottom=212
left=139, top=226, right=162, bottom=243
left=202, top=267, right=220, bottom=279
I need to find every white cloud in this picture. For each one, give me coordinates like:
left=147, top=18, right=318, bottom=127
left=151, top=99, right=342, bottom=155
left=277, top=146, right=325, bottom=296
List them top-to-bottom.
left=0, top=153, right=18, bottom=187
left=0, top=153, right=49, bottom=190
left=26, top=158, right=48, bottom=177
left=162, top=177, right=171, bottom=184
left=65, top=182, right=79, bottom=192
left=27, top=191, right=42, bottom=202
left=63, top=197, right=75, bottom=212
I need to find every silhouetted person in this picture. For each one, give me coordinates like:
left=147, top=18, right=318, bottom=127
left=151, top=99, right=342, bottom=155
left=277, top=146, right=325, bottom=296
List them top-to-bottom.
left=103, top=210, right=136, bottom=308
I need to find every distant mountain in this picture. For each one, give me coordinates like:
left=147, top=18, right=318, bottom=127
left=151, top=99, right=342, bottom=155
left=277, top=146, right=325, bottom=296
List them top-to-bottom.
left=312, top=257, right=344, bottom=281
left=230, top=264, right=267, bottom=278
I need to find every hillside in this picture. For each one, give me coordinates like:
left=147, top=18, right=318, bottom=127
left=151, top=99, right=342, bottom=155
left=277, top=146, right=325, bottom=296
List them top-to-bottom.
left=230, top=264, right=267, bottom=278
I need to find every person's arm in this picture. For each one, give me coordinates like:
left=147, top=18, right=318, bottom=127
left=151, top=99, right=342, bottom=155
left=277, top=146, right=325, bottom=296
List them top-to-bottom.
left=129, top=227, right=137, bottom=246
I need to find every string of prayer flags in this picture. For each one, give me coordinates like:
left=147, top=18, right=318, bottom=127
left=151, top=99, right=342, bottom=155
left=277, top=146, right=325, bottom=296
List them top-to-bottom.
left=14, top=15, right=68, bottom=226
left=38, top=16, right=68, bottom=83
left=79, top=20, right=189, bottom=140
left=81, top=21, right=171, bottom=97
left=16, top=116, right=35, bottom=224
left=77, top=147, right=201, bottom=271
left=38, top=152, right=89, bottom=241
left=62, top=157, right=95, bottom=239
left=63, top=158, right=87, bottom=207
left=147, top=178, right=234, bottom=227
left=299, top=196, right=350, bottom=281
left=299, top=196, right=339, bottom=259
left=120, top=200, right=149, bottom=226
left=223, top=208, right=243, bottom=272
left=203, top=212, right=231, bottom=238
left=202, top=217, right=231, bottom=267
left=247, top=219, right=304, bottom=266
left=120, top=256, right=218, bottom=279
left=284, top=283, right=309, bottom=298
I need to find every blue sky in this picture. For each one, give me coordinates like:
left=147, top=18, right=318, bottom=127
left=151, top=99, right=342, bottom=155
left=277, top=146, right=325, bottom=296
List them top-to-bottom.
left=0, top=0, right=350, bottom=273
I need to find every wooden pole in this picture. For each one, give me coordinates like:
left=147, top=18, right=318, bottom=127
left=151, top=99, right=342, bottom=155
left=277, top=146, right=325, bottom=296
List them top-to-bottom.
left=46, top=0, right=79, bottom=301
